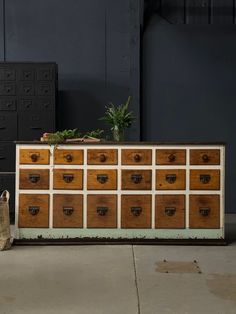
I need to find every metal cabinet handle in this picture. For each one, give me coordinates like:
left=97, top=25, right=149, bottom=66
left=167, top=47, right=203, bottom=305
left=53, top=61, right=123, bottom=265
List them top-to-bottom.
left=0, top=127, right=6, bottom=130
left=31, top=127, right=42, bottom=130
left=30, top=153, right=38, bottom=162
left=64, top=154, right=73, bottom=162
left=99, top=154, right=107, bottom=162
left=134, top=154, right=141, bottom=162
left=168, top=154, right=176, bottom=162
left=202, top=154, right=209, bottom=162
left=0, top=156, right=5, bottom=160
left=29, top=174, right=40, bottom=183
left=63, top=174, right=74, bottom=183
left=97, top=174, right=108, bottom=184
left=131, top=174, right=142, bottom=184
left=166, top=174, right=177, bottom=184
left=200, top=174, right=211, bottom=184
left=28, top=206, right=39, bottom=215
left=63, top=207, right=74, bottom=216
left=97, top=207, right=108, bottom=216
left=131, top=207, right=142, bottom=217
left=165, top=207, right=176, bottom=216
left=199, top=207, right=211, bottom=216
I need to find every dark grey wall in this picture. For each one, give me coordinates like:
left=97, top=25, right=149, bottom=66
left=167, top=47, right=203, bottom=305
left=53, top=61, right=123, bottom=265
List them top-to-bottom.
left=1, top=0, right=140, bottom=140
left=142, top=15, right=236, bottom=212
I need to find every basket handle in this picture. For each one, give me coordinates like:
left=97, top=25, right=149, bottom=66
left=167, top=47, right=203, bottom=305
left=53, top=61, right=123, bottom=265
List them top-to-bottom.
left=0, top=190, right=10, bottom=202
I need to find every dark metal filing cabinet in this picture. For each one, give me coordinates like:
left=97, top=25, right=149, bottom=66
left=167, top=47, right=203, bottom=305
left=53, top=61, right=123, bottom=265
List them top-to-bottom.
left=0, top=62, right=58, bottom=222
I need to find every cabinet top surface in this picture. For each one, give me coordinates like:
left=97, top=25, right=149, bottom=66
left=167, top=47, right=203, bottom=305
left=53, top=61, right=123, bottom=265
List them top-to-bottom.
left=15, top=141, right=226, bottom=146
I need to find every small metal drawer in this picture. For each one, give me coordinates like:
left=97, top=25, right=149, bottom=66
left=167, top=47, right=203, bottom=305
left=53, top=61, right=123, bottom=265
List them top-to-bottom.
left=36, top=67, right=54, bottom=81
left=0, top=68, right=16, bottom=80
left=0, top=82, right=16, bottom=95
left=17, top=82, right=35, bottom=96
left=36, top=82, right=53, bottom=96
left=0, top=98, right=16, bottom=111
left=0, top=112, right=17, bottom=140
left=0, top=142, right=15, bottom=171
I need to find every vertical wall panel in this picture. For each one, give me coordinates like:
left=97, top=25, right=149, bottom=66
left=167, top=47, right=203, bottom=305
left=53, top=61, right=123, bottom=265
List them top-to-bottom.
left=0, top=0, right=4, bottom=60
left=106, top=0, right=140, bottom=140
left=162, top=0, right=185, bottom=24
left=186, top=0, right=210, bottom=24
left=212, top=0, right=234, bottom=24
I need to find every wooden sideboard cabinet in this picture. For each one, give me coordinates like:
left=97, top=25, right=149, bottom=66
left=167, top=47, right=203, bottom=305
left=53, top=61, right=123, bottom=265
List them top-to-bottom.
left=14, top=142, right=225, bottom=244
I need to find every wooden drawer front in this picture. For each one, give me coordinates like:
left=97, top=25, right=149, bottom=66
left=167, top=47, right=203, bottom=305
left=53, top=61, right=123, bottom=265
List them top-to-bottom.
left=20, top=149, right=50, bottom=164
left=54, top=149, right=83, bottom=165
left=87, top=149, right=117, bottom=165
left=121, top=149, right=152, bottom=165
left=156, top=149, right=186, bottom=165
left=190, top=149, right=220, bottom=165
left=19, top=169, right=49, bottom=190
left=53, top=169, right=83, bottom=190
left=87, top=170, right=117, bottom=190
left=122, top=170, right=152, bottom=190
left=156, top=170, right=186, bottom=190
left=190, top=170, right=220, bottom=190
left=18, top=194, right=49, bottom=228
left=53, top=194, right=83, bottom=228
left=87, top=195, right=117, bottom=228
left=121, top=195, right=151, bottom=228
left=155, top=195, right=185, bottom=229
left=189, top=195, right=220, bottom=229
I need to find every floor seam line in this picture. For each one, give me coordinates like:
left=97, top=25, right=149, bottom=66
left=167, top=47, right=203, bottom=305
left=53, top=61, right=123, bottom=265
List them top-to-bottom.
left=132, top=245, right=141, bottom=314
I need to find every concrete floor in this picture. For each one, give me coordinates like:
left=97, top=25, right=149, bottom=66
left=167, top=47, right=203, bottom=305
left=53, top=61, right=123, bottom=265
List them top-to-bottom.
left=0, top=215, right=236, bottom=314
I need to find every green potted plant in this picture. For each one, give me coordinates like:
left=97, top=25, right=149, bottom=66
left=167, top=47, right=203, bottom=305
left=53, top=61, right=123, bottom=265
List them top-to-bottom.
left=100, top=96, right=135, bottom=141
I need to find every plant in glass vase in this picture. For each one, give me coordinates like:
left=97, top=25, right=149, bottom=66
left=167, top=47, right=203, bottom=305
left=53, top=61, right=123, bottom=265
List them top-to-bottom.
left=100, top=96, right=135, bottom=141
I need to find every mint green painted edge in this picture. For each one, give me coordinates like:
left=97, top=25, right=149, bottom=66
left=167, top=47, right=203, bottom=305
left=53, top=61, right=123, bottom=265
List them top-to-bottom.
left=17, top=228, right=224, bottom=239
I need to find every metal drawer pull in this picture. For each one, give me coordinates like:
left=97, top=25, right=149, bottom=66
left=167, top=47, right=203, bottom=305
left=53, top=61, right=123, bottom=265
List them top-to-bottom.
left=24, top=87, right=31, bottom=93
left=0, top=127, right=6, bottom=129
left=31, top=127, right=42, bottom=130
left=30, top=153, right=39, bottom=162
left=64, top=154, right=73, bottom=162
left=99, top=154, right=107, bottom=162
left=134, top=154, right=141, bottom=162
left=168, top=154, right=176, bottom=162
left=202, top=154, right=209, bottom=162
left=0, top=156, right=5, bottom=159
left=29, top=174, right=40, bottom=183
left=63, top=174, right=74, bottom=183
left=97, top=174, right=108, bottom=184
left=131, top=174, right=142, bottom=184
left=166, top=174, right=177, bottom=184
left=200, top=174, right=211, bottom=184
left=28, top=206, right=39, bottom=216
left=63, top=207, right=74, bottom=216
left=97, top=207, right=108, bottom=216
left=131, top=207, right=142, bottom=217
left=165, top=207, right=176, bottom=216
left=199, top=207, right=211, bottom=216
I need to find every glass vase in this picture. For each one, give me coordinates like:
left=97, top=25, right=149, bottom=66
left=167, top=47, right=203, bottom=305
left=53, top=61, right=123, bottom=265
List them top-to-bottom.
left=113, top=126, right=124, bottom=142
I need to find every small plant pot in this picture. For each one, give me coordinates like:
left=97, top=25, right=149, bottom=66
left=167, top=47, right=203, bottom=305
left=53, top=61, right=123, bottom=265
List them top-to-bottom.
left=113, top=127, right=125, bottom=142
